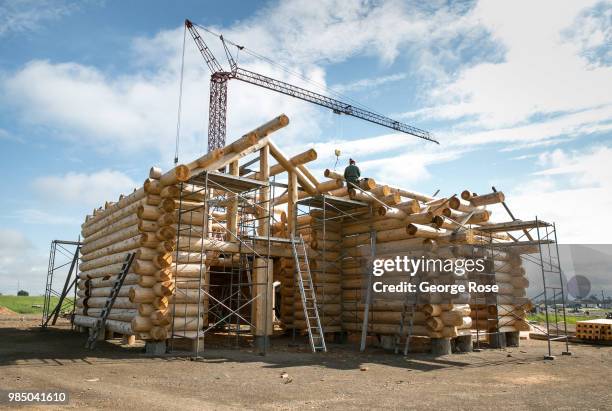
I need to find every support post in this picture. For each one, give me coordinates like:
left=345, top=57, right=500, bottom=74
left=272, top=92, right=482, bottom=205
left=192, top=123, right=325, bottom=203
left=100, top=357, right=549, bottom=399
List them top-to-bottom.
left=258, top=145, right=270, bottom=236
left=227, top=160, right=239, bottom=241
left=287, top=172, right=298, bottom=236
left=253, top=257, right=273, bottom=352
left=505, top=331, right=519, bottom=347
left=489, top=332, right=506, bottom=349
left=122, top=335, right=136, bottom=346
left=455, top=335, right=473, bottom=352
left=431, top=338, right=452, bottom=356
left=145, top=340, right=167, bottom=356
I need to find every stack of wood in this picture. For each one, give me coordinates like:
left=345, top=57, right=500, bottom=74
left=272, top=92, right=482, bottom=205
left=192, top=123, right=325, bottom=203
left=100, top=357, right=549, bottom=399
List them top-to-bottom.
left=575, top=319, right=612, bottom=341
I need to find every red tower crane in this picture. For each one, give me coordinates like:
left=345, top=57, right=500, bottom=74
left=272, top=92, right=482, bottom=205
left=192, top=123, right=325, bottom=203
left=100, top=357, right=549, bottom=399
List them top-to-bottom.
left=184, top=19, right=438, bottom=152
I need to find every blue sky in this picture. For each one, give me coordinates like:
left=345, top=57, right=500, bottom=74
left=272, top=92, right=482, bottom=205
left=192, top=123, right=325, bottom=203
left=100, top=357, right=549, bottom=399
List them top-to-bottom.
left=0, top=0, right=611, bottom=294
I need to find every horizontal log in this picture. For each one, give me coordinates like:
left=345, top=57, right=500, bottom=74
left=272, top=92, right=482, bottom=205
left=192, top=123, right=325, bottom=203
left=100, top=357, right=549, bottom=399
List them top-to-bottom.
left=82, top=188, right=145, bottom=232
left=470, top=191, right=505, bottom=207
left=82, top=213, right=139, bottom=245
left=81, top=225, right=139, bottom=255
left=80, top=236, right=141, bottom=263
left=175, top=237, right=292, bottom=258
left=77, top=297, right=136, bottom=309
left=77, top=308, right=136, bottom=322
left=73, top=315, right=133, bottom=335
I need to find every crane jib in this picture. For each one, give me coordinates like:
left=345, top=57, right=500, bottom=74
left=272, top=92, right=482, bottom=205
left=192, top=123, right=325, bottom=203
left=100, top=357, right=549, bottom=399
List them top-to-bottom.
left=184, top=19, right=439, bottom=149
left=235, top=68, right=438, bottom=144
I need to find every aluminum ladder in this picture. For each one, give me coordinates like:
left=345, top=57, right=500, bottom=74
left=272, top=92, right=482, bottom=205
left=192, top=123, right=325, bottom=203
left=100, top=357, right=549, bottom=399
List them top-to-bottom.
left=291, top=234, right=327, bottom=353
left=86, top=252, right=136, bottom=349
left=394, top=293, right=418, bottom=355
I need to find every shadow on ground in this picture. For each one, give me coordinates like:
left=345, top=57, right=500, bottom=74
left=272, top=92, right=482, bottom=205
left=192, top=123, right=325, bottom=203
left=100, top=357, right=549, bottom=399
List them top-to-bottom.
left=0, top=323, right=560, bottom=373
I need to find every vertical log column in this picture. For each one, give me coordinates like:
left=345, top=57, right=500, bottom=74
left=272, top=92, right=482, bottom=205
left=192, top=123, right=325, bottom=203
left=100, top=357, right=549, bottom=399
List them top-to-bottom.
left=253, top=145, right=273, bottom=350
left=258, top=145, right=270, bottom=237
left=227, top=161, right=239, bottom=242
left=287, top=172, right=298, bottom=236
left=253, top=257, right=273, bottom=350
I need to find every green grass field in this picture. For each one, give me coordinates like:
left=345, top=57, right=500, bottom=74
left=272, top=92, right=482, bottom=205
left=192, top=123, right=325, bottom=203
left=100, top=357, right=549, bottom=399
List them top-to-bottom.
left=0, top=295, right=61, bottom=314
left=527, top=312, right=610, bottom=325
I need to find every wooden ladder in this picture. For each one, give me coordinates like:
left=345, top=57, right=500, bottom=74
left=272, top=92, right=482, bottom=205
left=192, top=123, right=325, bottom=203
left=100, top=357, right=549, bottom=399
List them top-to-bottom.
left=291, top=234, right=327, bottom=353
left=85, top=252, right=136, bottom=349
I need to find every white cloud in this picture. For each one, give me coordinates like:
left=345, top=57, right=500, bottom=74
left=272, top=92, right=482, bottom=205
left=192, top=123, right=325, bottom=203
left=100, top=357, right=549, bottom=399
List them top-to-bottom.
left=0, top=0, right=79, bottom=36
left=1, top=0, right=492, bottom=161
left=220, top=0, right=477, bottom=66
left=406, top=0, right=612, bottom=146
left=563, top=1, right=612, bottom=66
left=1, top=55, right=326, bottom=161
left=332, top=73, right=407, bottom=93
left=447, top=105, right=612, bottom=146
left=305, top=132, right=467, bottom=187
left=508, top=145, right=612, bottom=243
left=31, top=169, right=139, bottom=209
left=14, top=209, right=80, bottom=225
left=0, top=229, right=48, bottom=295
left=0, top=229, right=32, bottom=254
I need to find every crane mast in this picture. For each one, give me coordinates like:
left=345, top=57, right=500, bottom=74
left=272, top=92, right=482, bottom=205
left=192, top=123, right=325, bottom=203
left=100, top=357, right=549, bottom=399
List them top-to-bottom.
left=184, top=19, right=438, bottom=151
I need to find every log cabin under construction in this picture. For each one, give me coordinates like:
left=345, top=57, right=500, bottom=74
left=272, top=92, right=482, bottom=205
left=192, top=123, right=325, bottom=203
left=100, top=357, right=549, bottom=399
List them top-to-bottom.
left=74, top=113, right=552, bottom=356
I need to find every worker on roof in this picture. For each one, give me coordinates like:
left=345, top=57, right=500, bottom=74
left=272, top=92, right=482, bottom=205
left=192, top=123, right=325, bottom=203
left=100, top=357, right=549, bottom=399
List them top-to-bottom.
left=344, top=158, right=361, bottom=189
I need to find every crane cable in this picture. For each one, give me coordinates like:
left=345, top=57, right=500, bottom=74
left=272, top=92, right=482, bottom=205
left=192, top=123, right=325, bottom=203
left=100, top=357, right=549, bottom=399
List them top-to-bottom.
left=174, top=24, right=187, bottom=165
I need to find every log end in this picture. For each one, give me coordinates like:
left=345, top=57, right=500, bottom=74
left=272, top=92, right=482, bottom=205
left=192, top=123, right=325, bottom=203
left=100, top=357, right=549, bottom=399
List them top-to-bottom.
left=277, top=114, right=290, bottom=127
left=175, top=165, right=191, bottom=182
left=149, top=166, right=162, bottom=180
left=143, top=178, right=161, bottom=194
left=359, top=178, right=376, bottom=191
left=136, top=205, right=145, bottom=218
left=432, top=215, right=444, bottom=228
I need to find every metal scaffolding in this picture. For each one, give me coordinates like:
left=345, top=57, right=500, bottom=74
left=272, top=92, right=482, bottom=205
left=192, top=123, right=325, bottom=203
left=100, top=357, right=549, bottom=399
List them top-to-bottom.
left=168, top=170, right=278, bottom=356
left=295, top=195, right=368, bottom=346
left=477, top=218, right=571, bottom=358
left=42, top=239, right=82, bottom=329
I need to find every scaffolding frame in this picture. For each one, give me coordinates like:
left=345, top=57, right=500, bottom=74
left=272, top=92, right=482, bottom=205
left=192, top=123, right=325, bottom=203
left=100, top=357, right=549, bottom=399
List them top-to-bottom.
left=168, top=170, right=278, bottom=356
left=295, top=195, right=368, bottom=345
left=477, top=218, right=571, bottom=358
left=42, top=239, right=82, bottom=329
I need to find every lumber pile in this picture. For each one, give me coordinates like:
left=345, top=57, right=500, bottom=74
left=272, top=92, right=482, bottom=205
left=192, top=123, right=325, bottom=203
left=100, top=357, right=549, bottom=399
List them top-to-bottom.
left=575, top=319, right=612, bottom=341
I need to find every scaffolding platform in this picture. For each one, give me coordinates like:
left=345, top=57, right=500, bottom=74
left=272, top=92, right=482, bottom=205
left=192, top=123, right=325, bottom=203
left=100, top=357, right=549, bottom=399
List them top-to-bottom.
left=189, top=170, right=268, bottom=192
left=297, top=195, right=367, bottom=211
left=478, top=219, right=552, bottom=233
left=246, top=235, right=294, bottom=244
left=488, top=239, right=554, bottom=248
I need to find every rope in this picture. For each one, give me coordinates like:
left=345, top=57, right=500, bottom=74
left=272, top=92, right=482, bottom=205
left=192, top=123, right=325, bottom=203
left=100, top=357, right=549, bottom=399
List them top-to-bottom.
left=174, top=24, right=187, bottom=165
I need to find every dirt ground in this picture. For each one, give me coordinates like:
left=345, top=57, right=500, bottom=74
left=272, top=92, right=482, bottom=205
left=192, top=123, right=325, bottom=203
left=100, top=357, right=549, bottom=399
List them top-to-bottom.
left=1, top=315, right=611, bottom=410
